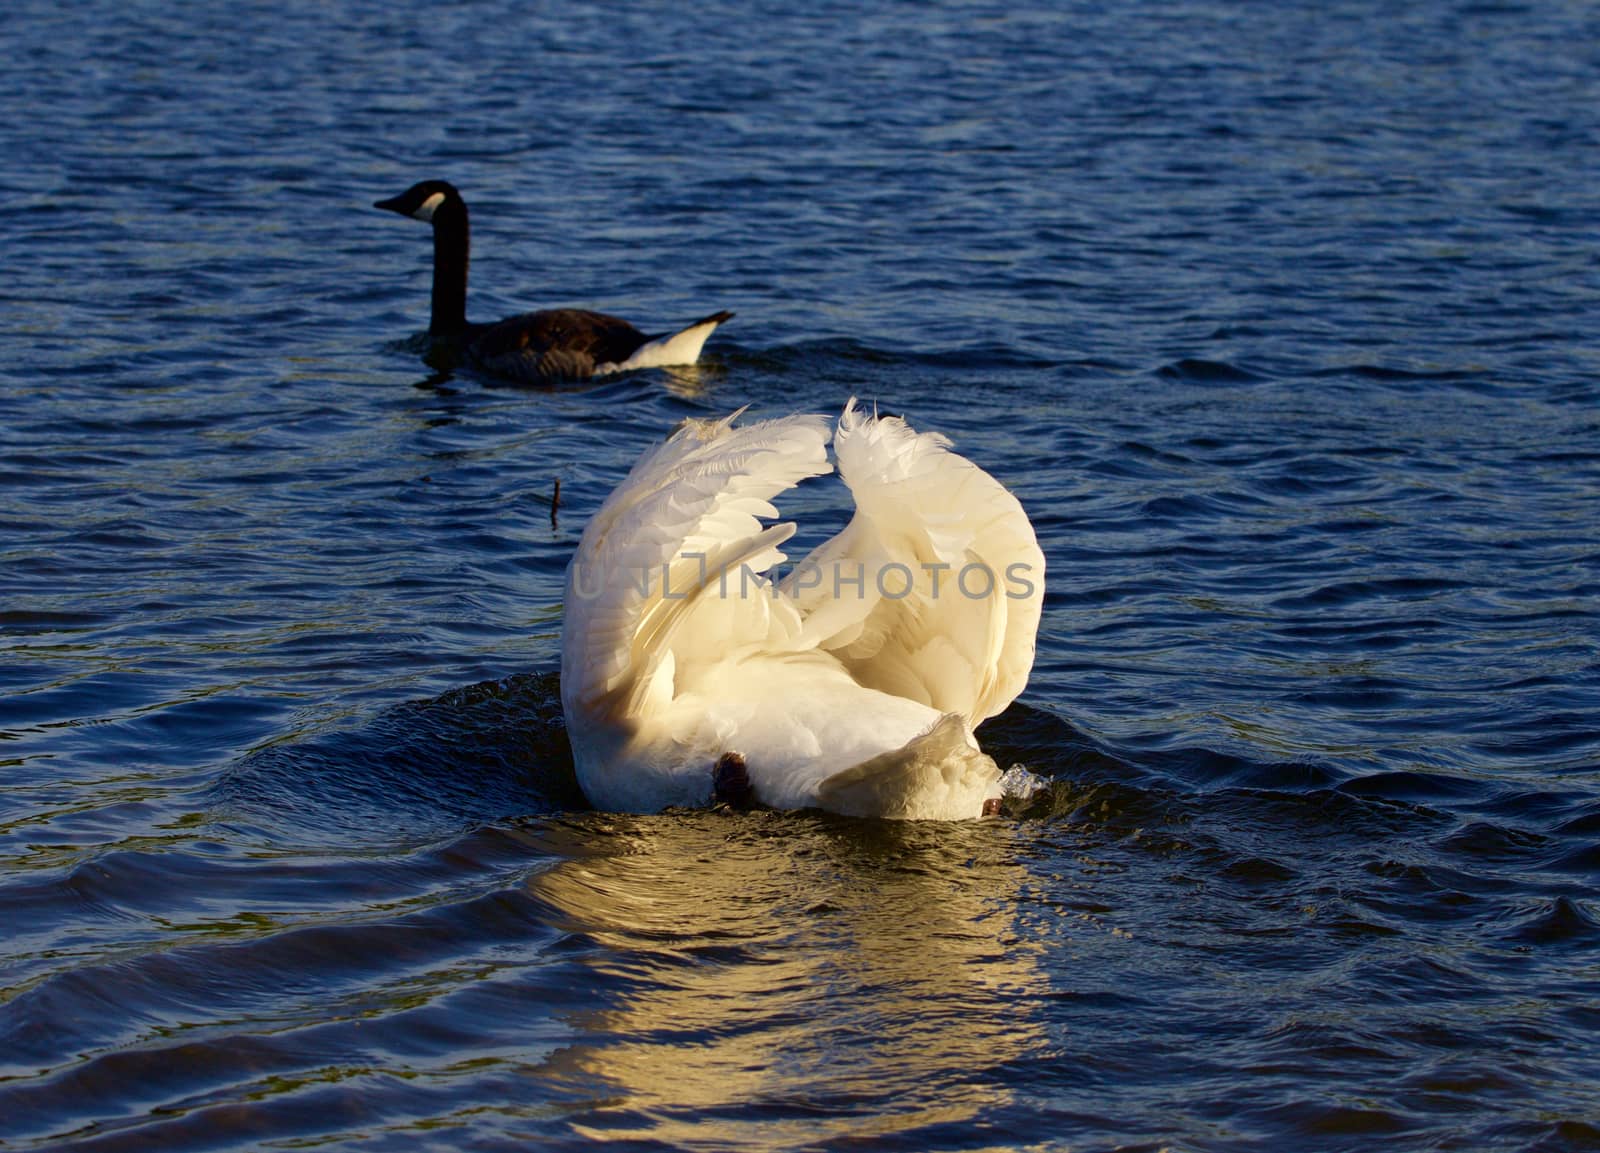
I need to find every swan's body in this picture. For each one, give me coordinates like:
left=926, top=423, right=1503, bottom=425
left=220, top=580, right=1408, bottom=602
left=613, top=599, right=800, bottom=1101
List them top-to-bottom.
left=374, top=180, right=732, bottom=381
left=560, top=401, right=1044, bottom=820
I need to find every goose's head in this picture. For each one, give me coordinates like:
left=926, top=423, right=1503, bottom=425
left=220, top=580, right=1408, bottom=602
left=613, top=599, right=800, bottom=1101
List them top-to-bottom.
left=374, top=179, right=463, bottom=224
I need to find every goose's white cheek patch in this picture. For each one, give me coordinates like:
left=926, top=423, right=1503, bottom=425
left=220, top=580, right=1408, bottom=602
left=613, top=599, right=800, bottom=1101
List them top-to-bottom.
left=413, top=192, right=446, bottom=222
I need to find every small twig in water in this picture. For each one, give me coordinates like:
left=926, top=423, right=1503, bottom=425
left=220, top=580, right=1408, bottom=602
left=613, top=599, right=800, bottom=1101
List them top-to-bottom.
left=551, top=478, right=561, bottom=526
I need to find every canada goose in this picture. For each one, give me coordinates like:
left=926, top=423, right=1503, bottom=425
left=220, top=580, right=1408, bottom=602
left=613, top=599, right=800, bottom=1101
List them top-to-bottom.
left=375, top=179, right=733, bottom=381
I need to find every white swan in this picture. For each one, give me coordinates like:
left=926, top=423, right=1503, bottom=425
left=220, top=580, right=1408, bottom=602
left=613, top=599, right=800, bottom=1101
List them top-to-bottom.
left=560, top=400, right=1045, bottom=820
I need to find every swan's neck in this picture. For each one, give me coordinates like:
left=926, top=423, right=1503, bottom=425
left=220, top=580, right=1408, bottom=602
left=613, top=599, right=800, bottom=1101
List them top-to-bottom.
left=429, top=201, right=469, bottom=337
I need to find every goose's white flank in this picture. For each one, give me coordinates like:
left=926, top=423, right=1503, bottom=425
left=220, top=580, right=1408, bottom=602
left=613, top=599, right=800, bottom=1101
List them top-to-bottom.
left=560, top=400, right=1045, bottom=820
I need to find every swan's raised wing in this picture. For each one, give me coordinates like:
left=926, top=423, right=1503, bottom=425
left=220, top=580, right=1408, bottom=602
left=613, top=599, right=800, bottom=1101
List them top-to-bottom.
left=783, top=400, right=1044, bottom=726
left=561, top=410, right=832, bottom=721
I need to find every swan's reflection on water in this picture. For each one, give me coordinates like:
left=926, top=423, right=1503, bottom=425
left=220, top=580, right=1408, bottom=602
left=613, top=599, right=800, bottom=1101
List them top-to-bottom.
left=518, top=810, right=1044, bottom=1147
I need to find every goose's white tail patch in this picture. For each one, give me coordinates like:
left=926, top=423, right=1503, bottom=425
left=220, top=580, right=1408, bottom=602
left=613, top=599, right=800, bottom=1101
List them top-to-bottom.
left=598, top=315, right=728, bottom=375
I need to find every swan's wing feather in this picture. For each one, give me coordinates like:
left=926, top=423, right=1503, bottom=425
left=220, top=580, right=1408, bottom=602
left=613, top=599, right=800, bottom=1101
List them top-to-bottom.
left=785, top=399, right=1044, bottom=725
left=562, top=410, right=832, bottom=716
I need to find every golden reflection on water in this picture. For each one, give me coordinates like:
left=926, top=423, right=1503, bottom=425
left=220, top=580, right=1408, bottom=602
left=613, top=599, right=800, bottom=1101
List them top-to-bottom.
left=657, top=362, right=717, bottom=400
left=520, top=811, right=1045, bottom=1148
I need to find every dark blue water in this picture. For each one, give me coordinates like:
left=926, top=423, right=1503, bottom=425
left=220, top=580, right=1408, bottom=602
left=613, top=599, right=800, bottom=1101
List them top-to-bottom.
left=3, top=0, right=1599, bottom=1149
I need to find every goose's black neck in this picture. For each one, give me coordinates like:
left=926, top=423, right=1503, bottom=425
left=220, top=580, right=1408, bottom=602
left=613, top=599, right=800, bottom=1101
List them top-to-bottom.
left=429, top=197, right=470, bottom=337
